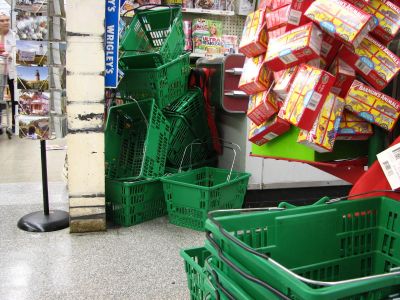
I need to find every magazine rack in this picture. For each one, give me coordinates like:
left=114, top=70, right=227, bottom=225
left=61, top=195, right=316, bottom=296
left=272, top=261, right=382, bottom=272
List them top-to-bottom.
left=17, top=140, right=69, bottom=232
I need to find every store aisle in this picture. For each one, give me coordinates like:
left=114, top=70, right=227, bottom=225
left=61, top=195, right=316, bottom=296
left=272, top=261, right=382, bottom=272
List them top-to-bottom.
left=0, top=138, right=204, bottom=299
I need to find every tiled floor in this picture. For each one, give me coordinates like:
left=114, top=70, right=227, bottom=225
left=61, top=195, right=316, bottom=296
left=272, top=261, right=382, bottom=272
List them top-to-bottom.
left=0, top=137, right=204, bottom=299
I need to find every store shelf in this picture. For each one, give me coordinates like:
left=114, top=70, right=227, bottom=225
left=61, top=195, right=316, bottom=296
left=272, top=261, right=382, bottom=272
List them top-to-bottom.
left=182, top=8, right=235, bottom=16
left=250, top=154, right=368, bottom=184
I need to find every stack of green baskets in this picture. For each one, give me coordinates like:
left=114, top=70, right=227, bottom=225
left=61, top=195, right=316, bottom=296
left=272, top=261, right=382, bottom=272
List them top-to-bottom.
left=118, top=6, right=189, bottom=109
left=163, top=88, right=215, bottom=168
left=105, top=99, right=170, bottom=227
left=181, top=196, right=400, bottom=299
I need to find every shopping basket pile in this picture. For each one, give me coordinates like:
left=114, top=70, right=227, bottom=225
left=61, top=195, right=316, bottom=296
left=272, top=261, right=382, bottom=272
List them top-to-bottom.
left=107, top=5, right=236, bottom=227
left=105, top=99, right=170, bottom=226
left=182, top=196, right=400, bottom=299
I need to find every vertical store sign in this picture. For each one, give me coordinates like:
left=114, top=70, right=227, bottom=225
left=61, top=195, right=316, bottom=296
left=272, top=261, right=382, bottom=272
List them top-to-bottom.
left=105, top=0, right=120, bottom=88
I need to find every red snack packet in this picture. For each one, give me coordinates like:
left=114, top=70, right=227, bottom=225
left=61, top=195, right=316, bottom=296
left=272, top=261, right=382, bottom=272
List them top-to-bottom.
left=286, top=0, right=314, bottom=31
left=305, top=0, right=375, bottom=48
left=346, top=0, right=400, bottom=45
left=265, top=5, right=290, bottom=31
left=239, top=9, right=268, bottom=58
left=264, top=22, right=323, bottom=72
left=337, top=35, right=400, bottom=91
left=239, top=55, right=273, bottom=95
left=329, top=58, right=356, bottom=98
left=278, top=63, right=336, bottom=131
left=344, top=80, right=400, bottom=131
left=247, top=90, right=279, bottom=125
left=336, top=111, right=374, bottom=140
left=248, top=116, right=291, bottom=146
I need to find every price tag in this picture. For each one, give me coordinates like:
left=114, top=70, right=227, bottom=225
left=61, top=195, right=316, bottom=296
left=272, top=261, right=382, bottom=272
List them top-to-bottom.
left=377, top=144, right=400, bottom=190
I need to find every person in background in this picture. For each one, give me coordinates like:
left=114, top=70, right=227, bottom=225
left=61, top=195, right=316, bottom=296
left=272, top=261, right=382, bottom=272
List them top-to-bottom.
left=0, top=12, right=16, bottom=134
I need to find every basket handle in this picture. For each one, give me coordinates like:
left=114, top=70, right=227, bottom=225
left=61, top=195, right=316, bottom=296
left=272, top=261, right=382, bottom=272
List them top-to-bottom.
left=122, top=4, right=178, bottom=17
left=178, top=138, right=241, bottom=182
left=206, top=232, right=292, bottom=300
left=203, top=257, right=235, bottom=300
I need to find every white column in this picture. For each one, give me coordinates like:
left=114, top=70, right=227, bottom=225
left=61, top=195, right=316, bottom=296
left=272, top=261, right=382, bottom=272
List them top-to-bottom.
left=66, top=0, right=106, bottom=233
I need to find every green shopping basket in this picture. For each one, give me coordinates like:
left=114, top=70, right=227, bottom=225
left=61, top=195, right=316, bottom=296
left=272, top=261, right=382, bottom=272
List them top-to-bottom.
left=119, top=5, right=184, bottom=69
left=118, top=52, right=190, bottom=109
left=163, top=88, right=211, bottom=141
left=105, top=99, right=170, bottom=180
left=161, top=143, right=251, bottom=231
left=106, top=178, right=166, bottom=227
left=205, top=196, right=400, bottom=300
left=180, top=247, right=252, bottom=300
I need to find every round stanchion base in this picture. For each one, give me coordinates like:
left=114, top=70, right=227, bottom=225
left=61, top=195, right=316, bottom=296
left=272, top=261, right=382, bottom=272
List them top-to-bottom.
left=17, top=210, right=69, bottom=232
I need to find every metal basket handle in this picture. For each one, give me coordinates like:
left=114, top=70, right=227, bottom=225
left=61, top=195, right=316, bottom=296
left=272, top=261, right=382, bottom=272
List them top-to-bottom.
left=178, top=138, right=241, bottom=182
left=207, top=207, right=400, bottom=288
left=206, top=231, right=292, bottom=300
left=203, top=256, right=235, bottom=300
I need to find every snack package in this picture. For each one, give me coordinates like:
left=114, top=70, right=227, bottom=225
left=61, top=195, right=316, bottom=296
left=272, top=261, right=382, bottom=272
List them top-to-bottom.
left=195, top=0, right=221, bottom=10
left=236, top=0, right=257, bottom=15
left=258, top=0, right=292, bottom=11
left=286, top=0, right=314, bottom=31
left=305, top=0, right=375, bottom=48
left=346, top=0, right=400, bottom=45
left=385, top=0, right=400, bottom=6
left=265, top=5, right=290, bottom=31
left=239, top=10, right=268, bottom=58
left=192, top=19, right=224, bottom=56
left=183, top=21, right=192, bottom=52
left=264, top=23, right=323, bottom=72
left=268, top=26, right=286, bottom=39
left=320, top=33, right=342, bottom=68
left=222, top=35, right=238, bottom=54
left=337, top=35, right=400, bottom=91
left=239, top=54, right=273, bottom=94
left=329, top=58, right=356, bottom=98
left=278, top=64, right=336, bottom=131
left=273, top=66, right=299, bottom=100
left=344, top=80, right=400, bottom=131
left=247, top=90, right=279, bottom=125
left=297, top=93, right=345, bottom=152
left=336, top=111, right=374, bottom=140
left=248, top=116, right=291, bottom=146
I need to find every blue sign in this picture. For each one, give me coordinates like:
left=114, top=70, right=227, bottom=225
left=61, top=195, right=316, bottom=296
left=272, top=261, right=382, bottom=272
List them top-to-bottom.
left=105, top=0, right=120, bottom=88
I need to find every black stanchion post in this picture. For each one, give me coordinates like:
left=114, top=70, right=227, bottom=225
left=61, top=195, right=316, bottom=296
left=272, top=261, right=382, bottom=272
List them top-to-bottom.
left=17, top=140, right=69, bottom=232
left=41, top=140, right=50, bottom=215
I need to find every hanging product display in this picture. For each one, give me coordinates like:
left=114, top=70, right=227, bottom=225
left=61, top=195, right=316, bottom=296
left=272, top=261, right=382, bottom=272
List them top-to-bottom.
left=15, top=0, right=66, bottom=140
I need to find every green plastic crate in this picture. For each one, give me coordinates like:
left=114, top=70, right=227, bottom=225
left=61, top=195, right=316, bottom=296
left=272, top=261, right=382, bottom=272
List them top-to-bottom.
left=119, top=7, right=184, bottom=69
left=118, top=52, right=190, bottom=109
left=163, top=88, right=211, bottom=140
left=105, top=99, right=170, bottom=180
left=164, top=114, right=210, bottom=166
left=161, top=167, right=251, bottom=231
left=105, top=178, right=166, bottom=227
left=205, top=196, right=400, bottom=300
left=180, top=247, right=210, bottom=300
left=180, top=247, right=252, bottom=300
left=204, top=255, right=253, bottom=300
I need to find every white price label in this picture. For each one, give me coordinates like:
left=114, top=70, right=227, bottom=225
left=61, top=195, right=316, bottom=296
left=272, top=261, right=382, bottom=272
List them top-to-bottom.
left=288, top=9, right=302, bottom=26
left=320, top=41, right=332, bottom=57
left=279, top=52, right=298, bottom=65
left=355, top=59, right=372, bottom=75
left=307, top=92, right=322, bottom=111
left=264, top=132, right=278, bottom=140
left=377, top=144, right=400, bottom=190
